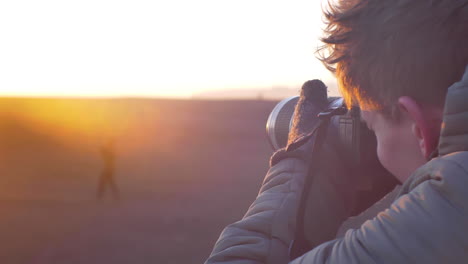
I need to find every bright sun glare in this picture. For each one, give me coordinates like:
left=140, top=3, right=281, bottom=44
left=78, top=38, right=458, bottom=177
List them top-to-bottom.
left=0, top=0, right=335, bottom=98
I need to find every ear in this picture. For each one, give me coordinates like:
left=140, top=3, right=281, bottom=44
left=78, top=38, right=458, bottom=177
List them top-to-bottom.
left=397, top=96, right=439, bottom=159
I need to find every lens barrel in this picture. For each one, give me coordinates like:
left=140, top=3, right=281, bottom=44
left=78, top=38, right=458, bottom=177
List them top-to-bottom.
left=266, top=96, right=299, bottom=150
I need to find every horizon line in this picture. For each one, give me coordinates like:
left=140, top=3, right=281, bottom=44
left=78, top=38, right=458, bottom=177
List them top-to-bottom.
left=0, top=95, right=286, bottom=101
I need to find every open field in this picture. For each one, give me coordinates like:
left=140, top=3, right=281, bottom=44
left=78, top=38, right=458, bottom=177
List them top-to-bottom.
left=0, top=97, right=397, bottom=264
left=0, top=98, right=278, bottom=264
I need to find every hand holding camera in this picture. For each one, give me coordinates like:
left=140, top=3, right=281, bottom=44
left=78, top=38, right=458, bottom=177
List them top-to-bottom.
left=267, top=80, right=399, bottom=258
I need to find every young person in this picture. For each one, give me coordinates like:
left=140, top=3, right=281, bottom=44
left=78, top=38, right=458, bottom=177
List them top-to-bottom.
left=206, top=0, right=468, bottom=263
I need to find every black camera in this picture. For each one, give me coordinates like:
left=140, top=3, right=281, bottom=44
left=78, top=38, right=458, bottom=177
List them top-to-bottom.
left=266, top=96, right=373, bottom=168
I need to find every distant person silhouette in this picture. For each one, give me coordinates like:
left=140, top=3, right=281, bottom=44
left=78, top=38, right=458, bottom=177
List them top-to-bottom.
left=97, top=140, right=120, bottom=200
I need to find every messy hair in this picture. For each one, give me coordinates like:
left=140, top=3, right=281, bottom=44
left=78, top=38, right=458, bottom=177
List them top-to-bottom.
left=318, top=0, right=468, bottom=118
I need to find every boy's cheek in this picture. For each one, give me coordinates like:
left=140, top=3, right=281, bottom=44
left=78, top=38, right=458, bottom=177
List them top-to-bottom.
left=374, top=125, right=426, bottom=183
left=375, top=131, right=404, bottom=182
left=375, top=138, right=392, bottom=176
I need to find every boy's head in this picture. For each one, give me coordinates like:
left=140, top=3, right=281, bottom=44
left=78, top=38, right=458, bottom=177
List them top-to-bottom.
left=318, top=0, right=468, bottom=182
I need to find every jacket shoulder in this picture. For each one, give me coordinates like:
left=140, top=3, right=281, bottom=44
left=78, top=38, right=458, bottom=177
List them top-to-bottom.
left=404, top=151, right=468, bottom=210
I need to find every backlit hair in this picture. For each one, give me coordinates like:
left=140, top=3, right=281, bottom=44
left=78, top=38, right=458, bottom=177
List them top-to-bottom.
left=318, top=0, right=468, bottom=118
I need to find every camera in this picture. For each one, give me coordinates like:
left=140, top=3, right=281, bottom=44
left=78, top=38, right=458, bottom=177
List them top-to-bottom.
left=266, top=90, right=399, bottom=259
left=266, top=96, right=373, bottom=168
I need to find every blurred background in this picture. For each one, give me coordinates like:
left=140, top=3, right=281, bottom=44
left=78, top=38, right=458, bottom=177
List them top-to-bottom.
left=0, top=0, right=339, bottom=263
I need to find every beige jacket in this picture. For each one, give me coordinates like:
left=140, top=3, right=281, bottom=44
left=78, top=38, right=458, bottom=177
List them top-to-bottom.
left=205, top=66, right=468, bottom=264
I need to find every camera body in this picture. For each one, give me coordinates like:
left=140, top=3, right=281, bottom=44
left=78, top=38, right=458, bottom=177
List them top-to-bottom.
left=266, top=96, right=372, bottom=169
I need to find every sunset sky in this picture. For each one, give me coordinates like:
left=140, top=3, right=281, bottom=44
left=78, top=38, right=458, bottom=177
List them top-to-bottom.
left=0, top=0, right=337, bottom=98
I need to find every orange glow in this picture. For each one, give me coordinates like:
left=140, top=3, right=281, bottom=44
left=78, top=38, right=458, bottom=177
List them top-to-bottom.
left=336, top=66, right=382, bottom=111
left=0, top=98, right=143, bottom=150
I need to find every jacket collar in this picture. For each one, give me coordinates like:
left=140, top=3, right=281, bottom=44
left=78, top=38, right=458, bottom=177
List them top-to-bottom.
left=437, top=65, right=468, bottom=156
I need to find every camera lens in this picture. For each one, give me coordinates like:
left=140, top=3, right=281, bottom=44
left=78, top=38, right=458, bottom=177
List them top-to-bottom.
left=266, top=96, right=299, bottom=150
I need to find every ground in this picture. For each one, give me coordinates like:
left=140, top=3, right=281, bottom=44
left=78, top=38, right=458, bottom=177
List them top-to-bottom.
left=0, top=98, right=276, bottom=264
left=0, top=98, right=395, bottom=264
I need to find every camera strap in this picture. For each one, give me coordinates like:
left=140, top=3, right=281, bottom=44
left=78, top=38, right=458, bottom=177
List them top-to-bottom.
left=288, top=107, right=346, bottom=260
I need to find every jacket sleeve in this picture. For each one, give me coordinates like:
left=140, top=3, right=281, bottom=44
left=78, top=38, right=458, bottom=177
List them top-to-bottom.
left=205, top=154, right=308, bottom=264
left=290, top=154, right=468, bottom=264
